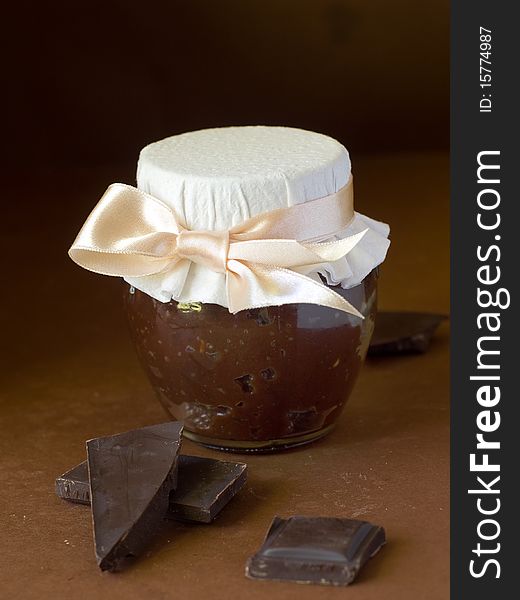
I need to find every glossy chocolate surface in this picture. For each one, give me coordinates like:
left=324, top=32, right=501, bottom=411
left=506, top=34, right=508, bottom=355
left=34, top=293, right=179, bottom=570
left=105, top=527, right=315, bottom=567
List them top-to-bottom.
left=125, top=272, right=377, bottom=447
left=87, top=421, right=183, bottom=571
left=56, top=455, right=247, bottom=523
left=246, top=516, right=386, bottom=586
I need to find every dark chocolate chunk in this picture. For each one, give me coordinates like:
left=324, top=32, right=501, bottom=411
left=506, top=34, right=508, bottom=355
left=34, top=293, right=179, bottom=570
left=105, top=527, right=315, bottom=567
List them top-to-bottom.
left=368, top=311, right=447, bottom=355
left=234, top=374, right=255, bottom=394
left=87, top=421, right=183, bottom=572
left=56, top=455, right=247, bottom=523
left=167, top=455, right=247, bottom=523
left=55, top=462, right=90, bottom=505
left=246, top=516, right=385, bottom=586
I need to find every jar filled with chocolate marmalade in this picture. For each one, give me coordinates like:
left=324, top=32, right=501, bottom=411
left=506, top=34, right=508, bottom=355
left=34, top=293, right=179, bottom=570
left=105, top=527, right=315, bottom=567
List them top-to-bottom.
left=123, top=127, right=389, bottom=451
left=125, top=271, right=378, bottom=451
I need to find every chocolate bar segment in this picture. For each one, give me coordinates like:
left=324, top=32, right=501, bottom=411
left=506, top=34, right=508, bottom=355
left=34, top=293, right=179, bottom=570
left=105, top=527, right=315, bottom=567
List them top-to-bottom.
left=368, top=311, right=446, bottom=355
left=87, top=421, right=183, bottom=572
left=56, top=455, right=247, bottom=523
left=167, top=455, right=247, bottom=523
left=55, top=462, right=90, bottom=505
left=246, top=516, right=385, bottom=586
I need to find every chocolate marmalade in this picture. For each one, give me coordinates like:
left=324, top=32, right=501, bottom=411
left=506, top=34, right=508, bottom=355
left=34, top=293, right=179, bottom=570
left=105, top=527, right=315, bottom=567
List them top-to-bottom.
left=125, top=271, right=378, bottom=450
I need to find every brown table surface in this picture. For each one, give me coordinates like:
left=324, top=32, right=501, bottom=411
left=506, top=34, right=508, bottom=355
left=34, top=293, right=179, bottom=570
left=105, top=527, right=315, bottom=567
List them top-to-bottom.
left=0, top=153, right=449, bottom=599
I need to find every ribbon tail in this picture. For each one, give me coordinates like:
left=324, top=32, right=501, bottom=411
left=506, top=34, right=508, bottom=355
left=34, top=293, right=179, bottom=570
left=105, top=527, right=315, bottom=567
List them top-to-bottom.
left=304, top=228, right=368, bottom=261
left=228, top=229, right=369, bottom=272
left=293, top=229, right=370, bottom=275
left=226, top=260, right=363, bottom=318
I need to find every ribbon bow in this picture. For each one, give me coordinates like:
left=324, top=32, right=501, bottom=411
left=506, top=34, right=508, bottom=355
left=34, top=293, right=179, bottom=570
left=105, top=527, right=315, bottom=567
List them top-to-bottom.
left=69, top=180, right=367, bottom=317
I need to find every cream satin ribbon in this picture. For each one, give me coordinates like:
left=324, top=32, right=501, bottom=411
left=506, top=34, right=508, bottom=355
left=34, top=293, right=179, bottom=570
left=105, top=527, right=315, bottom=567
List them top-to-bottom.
left=69, top=179, right=367, bottom=317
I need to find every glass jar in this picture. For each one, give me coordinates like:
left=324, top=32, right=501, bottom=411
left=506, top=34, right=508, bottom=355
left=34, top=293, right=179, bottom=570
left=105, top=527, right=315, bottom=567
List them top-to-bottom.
left=124, top=269, right=378, bottom=452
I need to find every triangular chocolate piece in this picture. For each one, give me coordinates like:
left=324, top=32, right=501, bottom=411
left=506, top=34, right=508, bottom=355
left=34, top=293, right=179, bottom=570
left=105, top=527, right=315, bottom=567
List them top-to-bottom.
left=86, top=421, right=183, bottom=571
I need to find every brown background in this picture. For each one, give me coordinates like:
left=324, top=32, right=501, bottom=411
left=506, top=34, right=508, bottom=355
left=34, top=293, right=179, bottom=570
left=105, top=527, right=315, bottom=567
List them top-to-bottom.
left=4, top=0, right=448, bottom=173
left=1, top=2, right=449, bottom=599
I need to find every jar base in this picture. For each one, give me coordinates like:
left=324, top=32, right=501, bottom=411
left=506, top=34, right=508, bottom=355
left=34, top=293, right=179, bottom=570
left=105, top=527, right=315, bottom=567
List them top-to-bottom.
left=183, top=423, right=336, bottom=453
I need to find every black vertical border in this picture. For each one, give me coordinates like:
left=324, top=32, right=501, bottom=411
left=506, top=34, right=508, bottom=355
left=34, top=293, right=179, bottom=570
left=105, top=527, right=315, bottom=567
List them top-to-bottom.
left=451, top=1, right=517, bottom=597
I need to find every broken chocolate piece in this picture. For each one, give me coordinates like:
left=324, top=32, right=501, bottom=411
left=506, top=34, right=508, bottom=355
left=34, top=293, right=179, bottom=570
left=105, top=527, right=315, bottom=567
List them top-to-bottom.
left=368, top=311, right=447, bottom=356
left=87, top=421, right=183, bottom=571
left=56, top=455, right=247, bottom=523
left=167, top=455, right=247, bottom=523
left=55, top=462, right=90, bottom=505
left=246, top=516, right=385, bottom=586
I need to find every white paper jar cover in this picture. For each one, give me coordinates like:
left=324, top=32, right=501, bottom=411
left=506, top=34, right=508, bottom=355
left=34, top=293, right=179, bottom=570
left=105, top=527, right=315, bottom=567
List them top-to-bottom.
left=130, top=126, right=390, bottom=307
